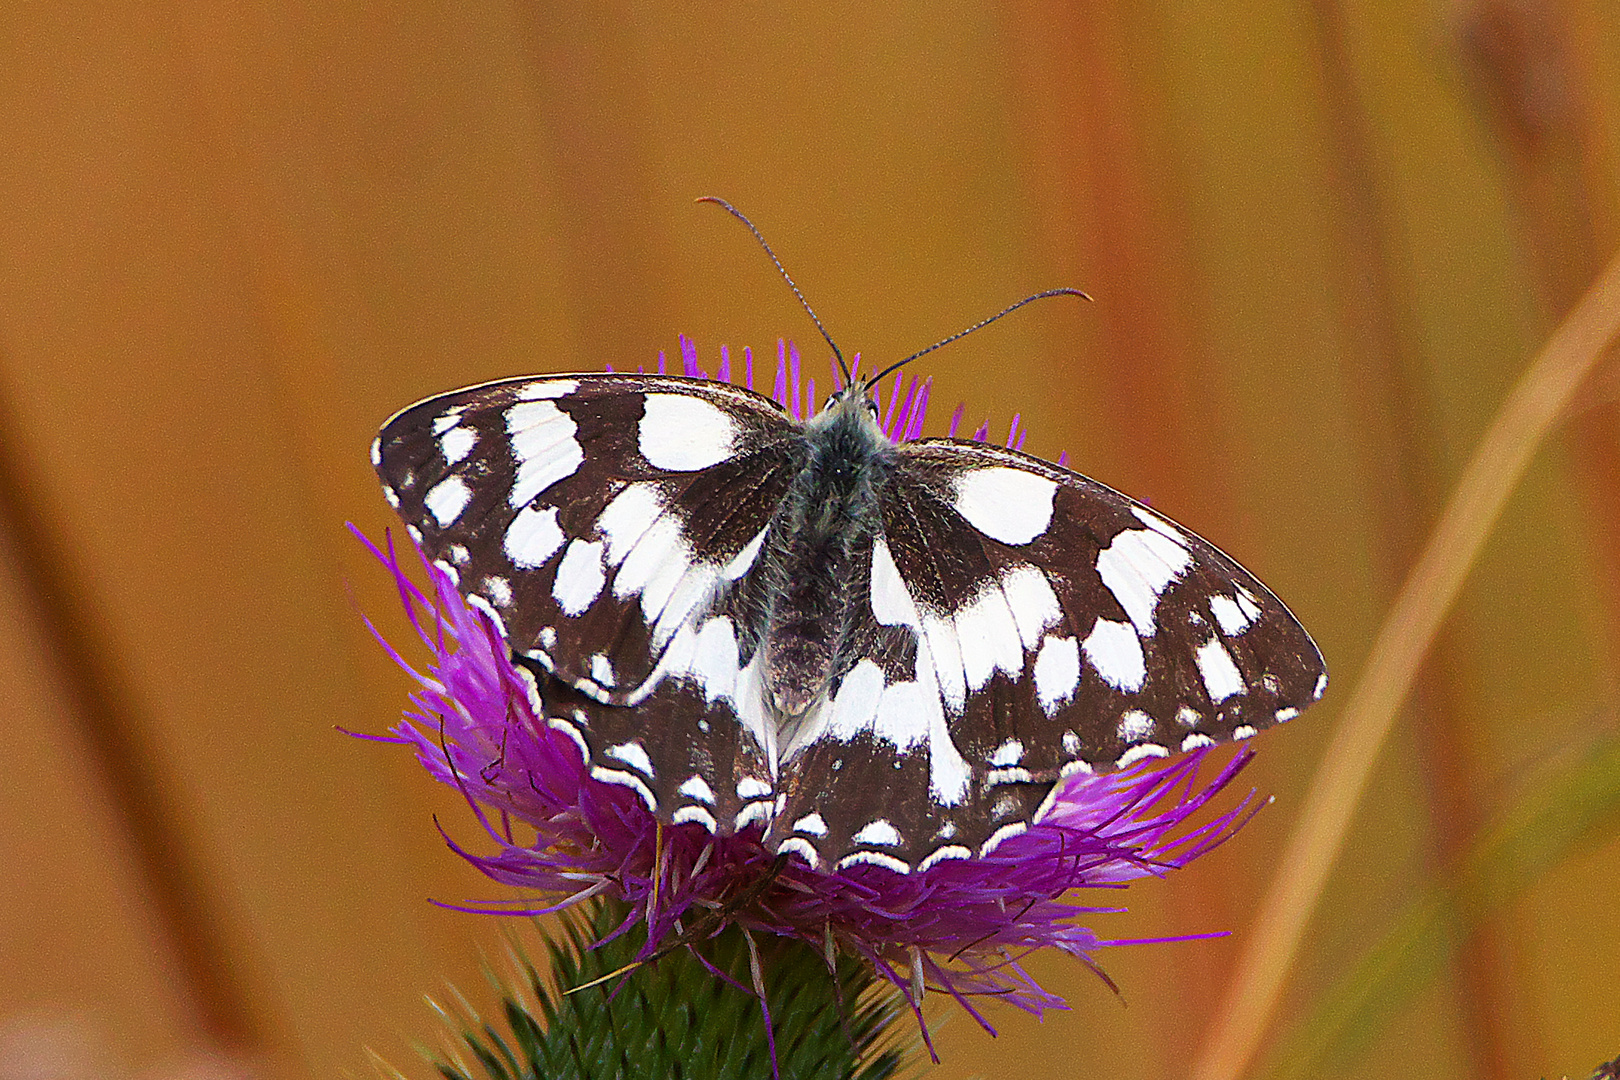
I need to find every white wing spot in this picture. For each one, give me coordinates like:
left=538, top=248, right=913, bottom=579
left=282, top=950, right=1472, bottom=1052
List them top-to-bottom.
left=517, top=379, right=579, bottom=400
left=638, top=393, right=736, bottom=471
left=507, top=400, right=582, bottom=507
left=431, top=411, right=464, bottom=436
left=440, top=425, right=477, bottom=466
left=952, top=467, right=1058, bottom=546
left=424, top=476, right=472, bottom=527
left=598, top=483, right=664, bottom=566
left=505, top=504, right=565, bottom=568
left=1131, top=505, right=1189, bottom=546
left=612, top=515, right=688, bottom=615
left=723, top=526, right=769, bottom=580
left=1097, top=528, right=1191, bottom=636
left=869, top=536, right=920, bottom=626
left=863, top=538, right=973, bottom=805
left=553, top=539, right=606, bottom=616
left=449, top=543, right=470, bottom=565
left=645, top=559, right=723, bottom=651
left=1001, top=565, right=1061, bottom=648
left=482, top=576, right=513, bottom=607
left=953, top=586, right=1024, bottom=693
left=1236, top=587, right=1262, bottom=621
left=1210, top=593, right=1256, bottom=636
left=465, top=594, right=504, bottom=639
left=918, top=612, right=967, bottom=715
left=681, top=617, right=740, bottom=701
left=1082, top=618, right=1146, bottom=692
left=1034, top=634, right=1081, bottom=713
left=1195, top=637, right=1244, bottom=703
left=590, top=654, right=616, bottom=687
left=827, top=660, right=885, bottom=741
left=1314, top=673, right=1328, bottom=699
left=872, top=679, right=932, bottom=750
left=894, top=679, right=969, bottom=807
left=1176, top=706, right=1202, bottom=727
left=1275, top=706, right=1300, bottom=722
left=1118, top=709, right=1155, bottom=743
left=546, top=715, right=589, bottom=760
left=1233, top=724, right=1257, bottom=740
left=1061, top=730, right=1081, bottom=755
left=1182, top=733, right=1217, bottom=752
left=989, top=739, right=1024, bottom=766
left=605, top=740, right=653, bottom=776
left=1116, top=743, right=1170, bottom=768
left=987, top=766, right=1033, bottom=785
left=590, top=767, right=656, bottom=811
left=678, top=775, right=716, bottom=805
left=736, top=776, right=772, bottom=800
left=736, top=801, right=772, bottom=830
left=673, top=805, right=718, bottom=831
left=792, top=812, right=828, bottom=836
left=852, top=819, right=902, bottom=847
left=981, top=821, right=1028, bottom=856
left=777, top=836, right=820, bottom=868
left=919, top=845, right=972, bottom=870
left=836, top=850, right=912, bottom=874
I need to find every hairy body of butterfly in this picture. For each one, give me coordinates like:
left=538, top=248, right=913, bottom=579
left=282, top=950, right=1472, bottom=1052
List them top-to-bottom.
left=374, top=369, right=1326, bottom=874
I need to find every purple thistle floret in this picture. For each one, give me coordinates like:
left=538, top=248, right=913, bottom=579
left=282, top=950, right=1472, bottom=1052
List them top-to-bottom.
left=361, top=337, right=1261, bottom=1038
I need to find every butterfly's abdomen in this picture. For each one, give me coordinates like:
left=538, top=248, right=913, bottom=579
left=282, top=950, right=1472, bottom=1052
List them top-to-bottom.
left=760, top=408, right=891, bottom=718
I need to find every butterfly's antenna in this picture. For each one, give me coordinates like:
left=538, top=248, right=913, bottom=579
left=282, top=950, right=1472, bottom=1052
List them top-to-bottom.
left=698, top=196, right=851, bottom=388
left=865, top=287, right=1091, bottom=389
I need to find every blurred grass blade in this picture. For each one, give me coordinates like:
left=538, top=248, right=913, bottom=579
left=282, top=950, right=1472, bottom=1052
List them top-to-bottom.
left=1193, top=250, right=1620, bottom=1080
left=1256, top=723, right=1620, bottom=1080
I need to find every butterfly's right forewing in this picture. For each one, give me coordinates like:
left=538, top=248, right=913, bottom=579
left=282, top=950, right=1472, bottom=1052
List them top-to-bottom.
left=374, top=375, right=800, bottom=705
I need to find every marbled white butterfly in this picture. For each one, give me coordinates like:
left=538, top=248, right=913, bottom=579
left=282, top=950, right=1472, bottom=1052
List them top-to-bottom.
left=373, top=214, right=1325, bottom=875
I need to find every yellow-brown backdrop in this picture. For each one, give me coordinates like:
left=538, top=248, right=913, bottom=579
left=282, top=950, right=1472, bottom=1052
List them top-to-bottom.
left=1, top=3, right=1616, bottom=1079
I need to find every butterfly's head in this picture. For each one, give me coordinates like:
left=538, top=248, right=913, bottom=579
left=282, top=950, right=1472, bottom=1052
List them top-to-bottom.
left=805, top=379, right=889, bottom=450
left=822, top=382, right=882, bottom=418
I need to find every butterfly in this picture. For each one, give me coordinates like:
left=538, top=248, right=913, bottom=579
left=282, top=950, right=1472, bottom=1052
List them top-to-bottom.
left=373, top=351, right=1326, bottom=875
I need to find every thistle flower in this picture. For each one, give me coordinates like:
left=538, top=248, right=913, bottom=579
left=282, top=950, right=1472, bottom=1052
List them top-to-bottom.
left=361, top=337, right=1263, bottom=1062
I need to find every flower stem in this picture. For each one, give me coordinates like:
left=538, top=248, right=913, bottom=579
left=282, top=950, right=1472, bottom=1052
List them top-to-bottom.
left=420, top=898, right=912, bottom=1080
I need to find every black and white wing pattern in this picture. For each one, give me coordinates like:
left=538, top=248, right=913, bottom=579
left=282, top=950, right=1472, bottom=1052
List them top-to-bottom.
left=374, top=371, right=1325, bottom=873
left=375, top=375, right=803, bottom=834
left=767, top=439, right=1324, bottom=870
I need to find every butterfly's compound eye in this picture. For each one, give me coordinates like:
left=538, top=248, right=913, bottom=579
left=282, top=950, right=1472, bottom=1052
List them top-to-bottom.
left=864, top=396, right=880, bottom=418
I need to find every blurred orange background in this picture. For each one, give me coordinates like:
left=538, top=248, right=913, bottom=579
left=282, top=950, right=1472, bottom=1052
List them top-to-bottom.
left=1, top=3, right=1617, bottom=1079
